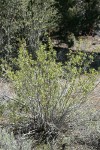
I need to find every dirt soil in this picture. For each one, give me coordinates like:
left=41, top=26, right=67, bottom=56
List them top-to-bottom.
left=73, top=35, right=100, bottom=52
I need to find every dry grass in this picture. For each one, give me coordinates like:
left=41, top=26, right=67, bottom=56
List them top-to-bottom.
left=0, top=74, right=100, bottom=149
left=0, top=78, right=15, bottom=100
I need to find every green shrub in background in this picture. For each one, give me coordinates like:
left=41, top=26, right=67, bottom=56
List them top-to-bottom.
left=0, top=0, right=58, bottom=65
left=55, top=0, right=100, bottom=39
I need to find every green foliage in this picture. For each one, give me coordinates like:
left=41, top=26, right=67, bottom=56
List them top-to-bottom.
left=0, top=0, right=58, bottom=63
left=0, top=0, right=99, bottom=70
left=55, top=0, right=100, bottom=38
left=0, top=1, right=99, bottom=148
left=3, top=40, right=96, bottom=126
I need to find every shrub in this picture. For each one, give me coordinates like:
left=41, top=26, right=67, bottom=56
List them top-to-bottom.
left=2, top=39, right=97, bottom=144
left=0, top=128, right=32, bottom=150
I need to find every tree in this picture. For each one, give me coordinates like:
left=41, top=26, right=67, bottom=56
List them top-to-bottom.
left=0, top=0, right=58, bottom=63
left=55, top=0, right=100, bottom=39
left=81, top=0, right=100, bottom=34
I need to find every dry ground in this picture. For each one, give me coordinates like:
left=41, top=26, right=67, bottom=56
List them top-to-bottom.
left=0, top=74, right=100, bottom=149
